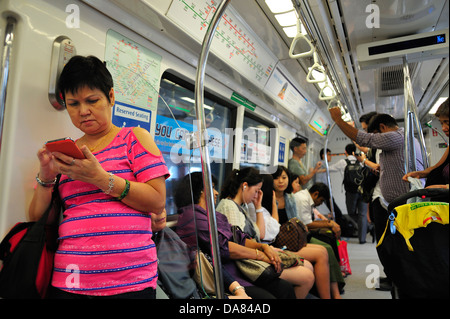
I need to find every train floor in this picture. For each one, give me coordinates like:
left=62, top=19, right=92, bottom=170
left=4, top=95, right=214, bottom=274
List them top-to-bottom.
left=340, top=236, right=391, bottom=299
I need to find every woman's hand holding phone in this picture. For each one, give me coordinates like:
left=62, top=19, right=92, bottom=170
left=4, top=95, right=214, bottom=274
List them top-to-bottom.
left=45, top=138, right=85, bottom=159
left=48, top=143, right=110, bottom=189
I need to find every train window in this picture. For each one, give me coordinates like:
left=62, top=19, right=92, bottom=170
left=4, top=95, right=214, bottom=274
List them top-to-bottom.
left=156, top=73, right=234, bottom=216
left=240, top=113, right=274, bottom=172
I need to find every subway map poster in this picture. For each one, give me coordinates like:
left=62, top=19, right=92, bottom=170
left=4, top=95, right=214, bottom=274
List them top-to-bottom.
left=166, top=0, right=277, bottom=89
left=105, top=30, right=162, bottom=130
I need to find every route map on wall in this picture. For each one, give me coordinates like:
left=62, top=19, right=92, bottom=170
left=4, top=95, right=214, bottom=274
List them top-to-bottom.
left=166, top=0, right=277, bottom=89
left=105, top=29, right=162, bottom=112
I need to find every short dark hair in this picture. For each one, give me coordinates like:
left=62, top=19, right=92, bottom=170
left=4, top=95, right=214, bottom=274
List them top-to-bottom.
left=58, top=55, right=114, bottom=104
left=435, top=98, right=449, bottom=118
left=359, top=112, right=377, bottom=124
left=367, top=113, right=398, bottom=133
left=289, top=137, right=306, bottom=152
left=345, top=143, right=356, bottom=155
left=320, top=148, right=331, bottom=159
left=174, top=172, right=217, bottom=208
left=309, top=183, right=330, bottom=200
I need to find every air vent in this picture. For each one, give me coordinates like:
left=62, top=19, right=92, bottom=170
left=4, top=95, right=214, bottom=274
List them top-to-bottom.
left=377, top=62, right=417, bottom=97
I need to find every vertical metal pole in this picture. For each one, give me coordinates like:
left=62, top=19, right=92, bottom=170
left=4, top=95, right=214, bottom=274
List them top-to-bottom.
left=194, top=0, right=230, bottom=299
left=0, top=17, right=16, bottom=152
left=403, top=57, right=429, bottom=174
left=403, top=58, right=411, bottom=174
left=410, top=106, right=429, bottom=168
left=408, top=111, right=417, bottom=172
left=324, top=122, right=336, bottom=220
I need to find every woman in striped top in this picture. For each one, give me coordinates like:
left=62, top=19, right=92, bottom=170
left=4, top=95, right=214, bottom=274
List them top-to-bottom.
left=29, top=56, right=169, bottom=298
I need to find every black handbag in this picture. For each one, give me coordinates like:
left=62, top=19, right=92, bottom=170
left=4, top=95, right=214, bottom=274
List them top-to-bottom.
left=0, top=176, right=61, bottom=299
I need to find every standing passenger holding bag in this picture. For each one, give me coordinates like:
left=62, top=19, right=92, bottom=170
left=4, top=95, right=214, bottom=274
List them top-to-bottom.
left=28, top=55, right=169, bottom=299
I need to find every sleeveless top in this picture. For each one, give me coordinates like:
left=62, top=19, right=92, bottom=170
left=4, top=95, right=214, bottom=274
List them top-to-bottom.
left=51, top=127, right=169, bottom=296
left=425, top=150, right=449, bottom=187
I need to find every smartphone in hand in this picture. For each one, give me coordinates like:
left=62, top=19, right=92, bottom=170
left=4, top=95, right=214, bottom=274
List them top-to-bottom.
left=45, top=137, right=85, bottom=159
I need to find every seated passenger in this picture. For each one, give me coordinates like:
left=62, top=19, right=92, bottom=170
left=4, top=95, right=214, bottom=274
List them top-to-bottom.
left=403, top=98, right=449, bottom=190
left=271, top=166, right=344, bottom=299
left=215, top=167, right=315, bottom=299
left=174, top=172, right=297, bottom=299
left=290, top=173, right=301, bottom=194
left=247, top=174, right=280, bottom=244
left=292, top=182, right=341, bottom=237
left=151, top=208, right=251, bottom=299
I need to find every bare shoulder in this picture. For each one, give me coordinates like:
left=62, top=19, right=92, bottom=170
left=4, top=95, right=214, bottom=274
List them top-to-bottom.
left=132, top=127, right=161, bottom=155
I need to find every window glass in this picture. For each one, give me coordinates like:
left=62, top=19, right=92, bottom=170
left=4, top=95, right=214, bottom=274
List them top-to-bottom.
left=156, top=74, right=233, bottom=215
left=240, top=113, right=273, bottom=172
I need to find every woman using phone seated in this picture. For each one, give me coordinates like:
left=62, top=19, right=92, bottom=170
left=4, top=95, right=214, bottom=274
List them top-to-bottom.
left=28, top=55, right=169, bottom=299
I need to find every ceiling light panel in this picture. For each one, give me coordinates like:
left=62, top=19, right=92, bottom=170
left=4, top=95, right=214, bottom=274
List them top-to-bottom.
left=265, top=0, right=294, bottom=13
left=275, top=10, right=297, bottom=26
left=283, top=26, right=298, bottom=38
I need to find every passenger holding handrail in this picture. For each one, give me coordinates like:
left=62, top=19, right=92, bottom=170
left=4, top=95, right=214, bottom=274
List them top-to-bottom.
left=402, top=98, right=449, bottom=190
left=328, top=107, right=425, bottom=243
left=288, top=137, right=322, bottom=190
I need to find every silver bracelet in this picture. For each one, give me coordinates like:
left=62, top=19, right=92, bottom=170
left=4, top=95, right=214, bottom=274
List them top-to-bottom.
left=36, top=173, right=57, bottom=187
left=104, top=173, right=114, bottom=194
left=231, top=285, right=245, bottom=295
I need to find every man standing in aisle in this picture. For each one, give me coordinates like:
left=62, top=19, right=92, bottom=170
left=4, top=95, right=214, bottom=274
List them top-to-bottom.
left=328, top=108, right=425, bottom=234
left=288, top=137, right=322, bottom=190
left=315, top=149, right=343, bottom=220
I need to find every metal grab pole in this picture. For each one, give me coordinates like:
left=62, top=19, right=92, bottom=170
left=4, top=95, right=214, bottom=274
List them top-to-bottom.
left=194, top=0, right=230, bottom=299
left=0, top=17, right=16, bottom=152
left=403, top=58, right=429, bottom=174
left=408, top=111, right=417, bottom=172
left=324, top=122, right=336, bottom=220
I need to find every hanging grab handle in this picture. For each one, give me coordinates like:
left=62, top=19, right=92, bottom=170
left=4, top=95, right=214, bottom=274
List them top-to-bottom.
left=289, top=20, right=314, bottom=59
left=306, top=51, right=327, bottom=83
left=319, top=81, right=336, bottom=100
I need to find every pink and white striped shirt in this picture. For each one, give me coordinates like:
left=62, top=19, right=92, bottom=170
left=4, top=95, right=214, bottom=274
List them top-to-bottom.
left=52, top=127, right=169, bottom=296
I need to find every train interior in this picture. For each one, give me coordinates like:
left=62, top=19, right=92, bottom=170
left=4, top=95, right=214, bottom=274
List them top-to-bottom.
left=0, top=0, right=448, bottom=300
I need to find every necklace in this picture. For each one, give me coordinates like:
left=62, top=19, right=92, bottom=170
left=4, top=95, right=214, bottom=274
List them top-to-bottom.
left=84, top=126, right=116, bottom=152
